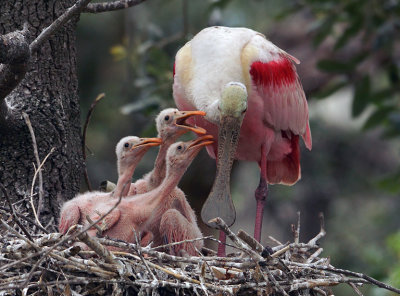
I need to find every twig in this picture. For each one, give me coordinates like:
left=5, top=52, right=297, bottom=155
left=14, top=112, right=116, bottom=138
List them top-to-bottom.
left=1, top=0, right=93, bottom=120
left=30, top=0, right=93, bottom=52
left=83, top=0, right=147, bottom=13
left=82, top=93, right=105, bottom=191
left=23, top=112, right=44, bottom=222
left=28, top=147, right=55, bottom=227
left=0, top=184, right=33, bottom=241
left=0, top=186, right=125, bottom=275
left=19, top=193, right=125, bottom=287
left=0, top=207, right=49, bottom=233
left=293, top=211, right=300, bottom=244
left=308, top=213, right=326, bottom=246
left=86, top=215, right=103, bottom=236
left=209, top=217, right=264, bottom=261
left=0, top=219, right=49, bottom=288
left=74, top=225, right=119, bottom=267
left=132, top=228, right=157, bottom=281
left=237, top=229, right=264, bottom=253
left=204, top=235, right=241, bottom=251
left=268, top=235, right=283, bottom=246
left=153, top=236, right=212, bottom=251
left=100, top=241, right=255, bottom=269
left=271, top=245, right=291, bottom=258
left=306, top=248, right=323, bottom=264
left=144, top=259, right=232, bottom=293
left=283, top=261, right=400, bottom=294
left=264, top=265, right=289, bottom=296
left=319, top=266, right=400, bottom=294
left=349, top=282, right=364, bottom=296
left=313, top=287, right=327, bottom=296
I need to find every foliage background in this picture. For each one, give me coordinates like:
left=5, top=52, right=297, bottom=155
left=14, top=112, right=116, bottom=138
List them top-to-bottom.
left=76, top=1, right=400, bottom=294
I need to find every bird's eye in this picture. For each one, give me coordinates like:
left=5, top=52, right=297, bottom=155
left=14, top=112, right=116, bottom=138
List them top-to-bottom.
left=242, top=108, right=247, bottom=114
left=164, top=115, right=170, bottom=121
left=124, top=143, right=130, bottom=148
left=177, top=145, right=182, bottom=150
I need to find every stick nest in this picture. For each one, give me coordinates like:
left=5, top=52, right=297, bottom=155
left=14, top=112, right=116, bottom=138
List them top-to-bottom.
left=0, top=210, right=398, bottom=296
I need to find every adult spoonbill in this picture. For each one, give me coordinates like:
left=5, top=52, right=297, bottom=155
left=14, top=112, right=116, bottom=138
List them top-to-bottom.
left=173, top=26, right=312, bottom=249
left=130, top=108, right=206, bottom=195
left=59, top=136, right=213, bottom=255
left=59, top=136, right=162, bottom=234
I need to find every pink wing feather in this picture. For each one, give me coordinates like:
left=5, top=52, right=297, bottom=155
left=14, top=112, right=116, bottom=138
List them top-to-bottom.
left=249, top=55, right=311, bottom=185
left=249, top=56, right=312, bottom=150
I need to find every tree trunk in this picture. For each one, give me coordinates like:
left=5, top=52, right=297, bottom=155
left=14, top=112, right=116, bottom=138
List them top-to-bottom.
left=0, top=1, right=83, bottom=228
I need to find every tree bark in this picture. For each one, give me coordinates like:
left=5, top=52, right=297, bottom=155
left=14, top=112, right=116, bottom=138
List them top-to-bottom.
left=0, top=1, right=83, bottom=227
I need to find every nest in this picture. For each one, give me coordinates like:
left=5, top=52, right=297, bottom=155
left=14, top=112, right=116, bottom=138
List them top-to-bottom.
left=1, top=205, right=399, bottom=296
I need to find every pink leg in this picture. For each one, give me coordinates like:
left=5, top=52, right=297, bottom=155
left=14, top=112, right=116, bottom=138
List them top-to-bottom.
left=254, top=144, right=268, bottom=242
left=217, top=231, right=226, bottom=257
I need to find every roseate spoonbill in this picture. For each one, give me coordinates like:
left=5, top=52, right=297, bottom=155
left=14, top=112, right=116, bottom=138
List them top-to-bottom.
left=173, top=26, right=312, bottom=248
left=129, top=108, right=206, bottom=195
left=58, top=136, right=162, bottom=235
left=60, top=136, right=213, bottom=255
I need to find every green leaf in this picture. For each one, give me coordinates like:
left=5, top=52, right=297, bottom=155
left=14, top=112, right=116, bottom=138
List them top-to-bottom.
left=275, top=4, right=300, bottom=20
left=313, top=16, right=336, bottom=47
left=334, top=16, right=363, bottom=50
left=317, top=59, right=353, bottom=73
left=352, top=75, right=371, bottom=117
left=314, top=81, right=348, bottom=99
left=370, top=88, right=395, bottom=103
left=362, top=106, right=392, bottom=130
left=377, top=171, right=400, bottom=193
left=387, top=232, right=400, bottom=256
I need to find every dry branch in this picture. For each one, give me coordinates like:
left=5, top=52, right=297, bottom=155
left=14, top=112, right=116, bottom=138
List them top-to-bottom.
left=29, top=0, right=93, bottom=52
left=83, top=0, right=147, bottom=13
left=82, top=93, right=105, bottom=191
left=0, top=184, right=32, bottom=241
left=0, top=213, right=399, bottom=295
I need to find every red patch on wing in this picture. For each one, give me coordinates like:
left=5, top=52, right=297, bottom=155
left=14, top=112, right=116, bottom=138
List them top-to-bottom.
left=250, top=58, right=296, bottom=87
left=267, top=133, right=300, bottom=185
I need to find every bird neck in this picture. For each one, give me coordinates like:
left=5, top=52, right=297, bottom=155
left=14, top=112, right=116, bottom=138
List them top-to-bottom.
left=148, top=138, right=174, bottom=189
left=114, top=161, right=137, bottom=198
left=147, top=165, right=184, bottom=205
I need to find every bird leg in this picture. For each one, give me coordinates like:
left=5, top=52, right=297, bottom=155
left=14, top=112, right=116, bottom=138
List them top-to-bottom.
left=254, top=143, right=268, bottom=242
left=217, top=231, right=227, bottom=257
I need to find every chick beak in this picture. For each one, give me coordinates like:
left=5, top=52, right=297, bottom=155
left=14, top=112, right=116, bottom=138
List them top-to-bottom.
left=174, top=110, right=207, bottom=135
left=188, top=134, right=214, bottom=149
left=131, top=137, right=162, bottom=150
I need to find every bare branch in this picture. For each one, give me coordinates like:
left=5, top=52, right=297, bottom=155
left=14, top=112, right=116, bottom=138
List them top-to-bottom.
left=0, top=0, right=92, bottom=126
left=29, top=0, right=93, bottom=52
left=83, top=0, right=147, bottom=13
left=0, top=24, right=30, bottom=113
left=82, top=93, right=105, bottom=191
left=23, top=112, right=44, bottom=222
left=0, top=184, right=33, bottom=241
left=0, top=207, right=49, bottom=234
left=209, top=217, right=264, bottom=261
left=74, top=225, right=122, bottom=268
left=237, top=229, right=264, bottom=253
left=320, top=266, right=400, bottom=295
